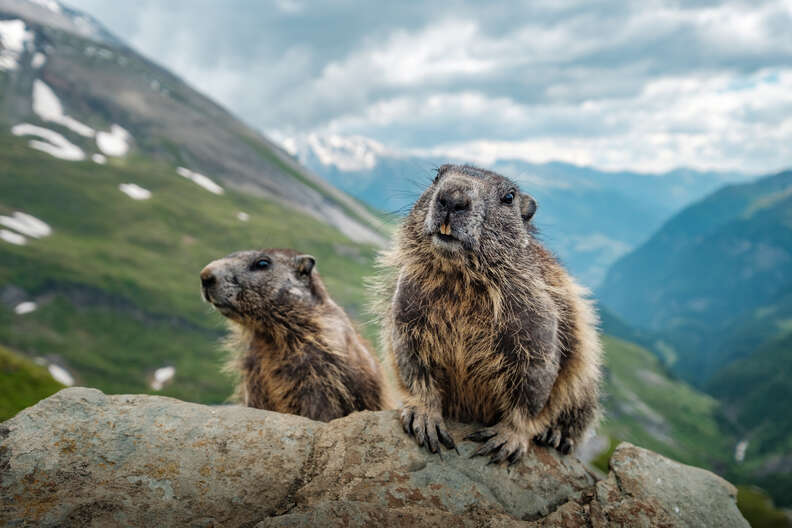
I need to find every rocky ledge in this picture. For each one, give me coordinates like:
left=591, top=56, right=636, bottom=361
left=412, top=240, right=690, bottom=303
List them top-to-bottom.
left=1, top=388, right=747, bottom=527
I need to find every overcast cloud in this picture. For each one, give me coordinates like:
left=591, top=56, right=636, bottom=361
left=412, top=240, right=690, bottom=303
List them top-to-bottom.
left=65, top=0, right=792, bottom=173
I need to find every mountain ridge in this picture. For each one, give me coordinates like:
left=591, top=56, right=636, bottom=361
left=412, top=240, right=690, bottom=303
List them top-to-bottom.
left=599, top=169, right=792, bottom=380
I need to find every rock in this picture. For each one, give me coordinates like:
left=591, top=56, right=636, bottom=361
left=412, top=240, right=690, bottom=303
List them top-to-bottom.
left=0, top=388, right=749, bottom=527
left=591, top=443, right=749, bottom=528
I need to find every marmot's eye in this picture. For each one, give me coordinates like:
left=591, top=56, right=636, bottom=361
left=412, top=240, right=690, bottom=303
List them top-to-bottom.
left=502, top=191, right=515, bottom=204
left=252, top=258, right=270, bottom=270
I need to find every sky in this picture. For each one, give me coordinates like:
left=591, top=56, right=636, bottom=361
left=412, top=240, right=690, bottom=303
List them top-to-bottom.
left=64, top=0, right=792, bottom=174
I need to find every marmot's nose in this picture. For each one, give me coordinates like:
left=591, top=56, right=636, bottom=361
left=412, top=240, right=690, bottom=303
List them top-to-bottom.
left=437, top=189, right=471, bottom=213
left=200, top=266, right=216, bottom=288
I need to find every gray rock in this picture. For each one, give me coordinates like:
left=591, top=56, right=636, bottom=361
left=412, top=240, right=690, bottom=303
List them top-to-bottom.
left=1, top=388, right=749, bottom=527
left=591, top=443, right=749, bottom=528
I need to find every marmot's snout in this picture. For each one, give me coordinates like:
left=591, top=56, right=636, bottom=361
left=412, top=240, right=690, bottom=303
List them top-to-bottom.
left=426, top=177, right=481, bottom=252
left=436, top=187, right=472, bottom=215
left=200, top=258, right=237, bottom=310
left=200, top=266, right=217, bottom=289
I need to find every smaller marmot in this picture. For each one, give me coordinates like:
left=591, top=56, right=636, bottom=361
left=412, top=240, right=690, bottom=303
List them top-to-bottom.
left=376, top=164, right=602, bottom=463
left=200, top=248, right=389, bottom=421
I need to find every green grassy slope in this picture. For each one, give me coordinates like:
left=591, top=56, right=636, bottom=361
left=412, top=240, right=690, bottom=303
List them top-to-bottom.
left=0, top=132, right=379, bottom=405
left=709, top=333, right=792, bottom=508
left=598, top=335, right=732, bottom=471
left=0, top=344, right=63, bottom=421
left=737, top=486, right=792, bottom=528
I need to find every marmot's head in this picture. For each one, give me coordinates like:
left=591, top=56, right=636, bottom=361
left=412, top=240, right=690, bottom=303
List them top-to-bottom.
left=409, top=164, right=537, bottom=258
left=200, top=248, right=322, bottom=328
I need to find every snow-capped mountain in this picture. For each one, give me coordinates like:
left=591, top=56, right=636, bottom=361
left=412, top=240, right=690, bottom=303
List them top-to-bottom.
left=274, top=132, right=392, bottom=173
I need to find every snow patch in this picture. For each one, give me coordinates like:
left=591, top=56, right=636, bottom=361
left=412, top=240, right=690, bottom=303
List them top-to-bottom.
left=28, top=0, right=62, bottom=13
left=0, top=19, right=34, bottom=71
left=84, top=45, right=113, bottom=60
left=31, top=51, right=46, bottom=68
left=32, top=80, right=95, bottom=137
left=11, top=123, right=85, bottom=160
left=96, top=124, right=131, bottom=157
left=306, top=133, right=387, bottom=171
left=91, top=153, right=107, bottom=164
left=177, top=167, right=224, bottom=195
left=119, top=183, right=151, bottom=200
left=0, top=211, right=51, bottom=238
left=237, top=212, right=250, bottom=222
left=0, top=230, right=26, bottom=245
left=14, top=301, right=37, bottom=314
left=48, top=364, right=74, bottom=386
left=151, top=366, right=175, bottom=391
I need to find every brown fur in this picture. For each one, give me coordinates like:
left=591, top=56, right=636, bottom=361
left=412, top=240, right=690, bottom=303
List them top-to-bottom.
left=373, top=165, right=602, bottom=461
left=201, top=248, right=391, bottom=422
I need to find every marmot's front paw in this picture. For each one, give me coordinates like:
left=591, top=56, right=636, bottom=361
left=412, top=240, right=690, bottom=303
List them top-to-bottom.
left=400, top=405, right=457, bottom=454
left=466, top=424, right=529, bottom=465
left=534, top=427, right=574, bottom=455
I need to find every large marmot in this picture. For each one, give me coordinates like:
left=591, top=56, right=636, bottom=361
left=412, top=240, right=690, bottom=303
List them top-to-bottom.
left=375, top=164, right=602, bottom=463
left=201, top=248, right=389, bottom=421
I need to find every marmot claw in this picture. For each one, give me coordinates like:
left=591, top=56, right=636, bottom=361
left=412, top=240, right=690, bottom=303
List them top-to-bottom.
left=400, top=406, right=457, bottom=454
left=467, top=427, right=528, bottom=465
left=534, top=427, right=575, bottom=455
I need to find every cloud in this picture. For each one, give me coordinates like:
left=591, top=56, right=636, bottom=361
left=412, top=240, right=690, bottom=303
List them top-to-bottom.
left=64, top=0, right=792, bottom=173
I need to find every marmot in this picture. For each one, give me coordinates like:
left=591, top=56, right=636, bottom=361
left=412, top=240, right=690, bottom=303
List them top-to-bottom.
left=375, top=164, right=602, bottom=463
left=200, top=248, right=389, bottom=421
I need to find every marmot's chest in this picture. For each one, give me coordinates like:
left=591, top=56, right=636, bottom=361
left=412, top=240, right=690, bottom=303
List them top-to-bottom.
left=421, top=286, right=498, bottom=337
left=416, top=293, right=513, bottom=423
left=420, top=299, right=502, bottom=373
left=429, top=319, right=504, bottom=424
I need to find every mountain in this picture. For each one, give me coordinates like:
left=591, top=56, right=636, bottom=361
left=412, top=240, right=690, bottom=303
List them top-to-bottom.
left=0, top=0, right=385, bottom=404
left=283, top=132, right=745, bottom=286
left=599, top=169, right=792, bottom=508
left=599, top=170, right=792, bottom=384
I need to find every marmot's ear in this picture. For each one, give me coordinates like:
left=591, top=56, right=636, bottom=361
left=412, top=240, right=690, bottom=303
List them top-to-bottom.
left=520, top=193, right=537, bottom=222
left=296, top=254, right=316, bottom=276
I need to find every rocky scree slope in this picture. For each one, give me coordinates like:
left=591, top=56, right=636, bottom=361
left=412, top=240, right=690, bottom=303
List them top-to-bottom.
left=0, top=388, right=749, bottom=527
